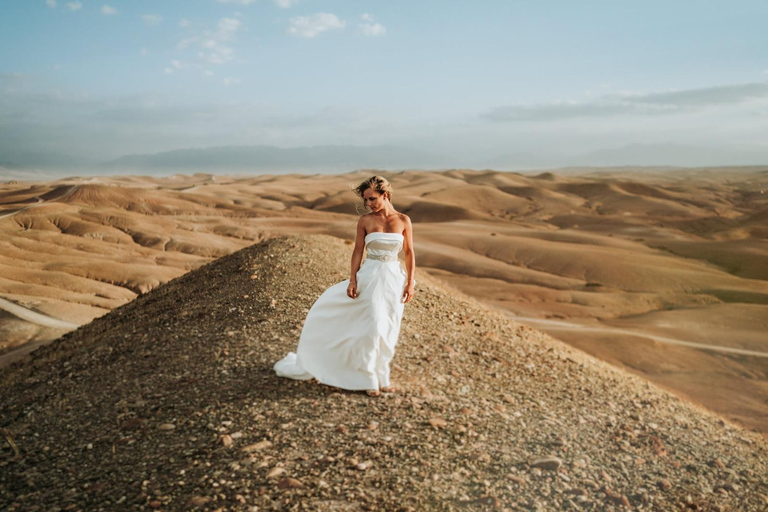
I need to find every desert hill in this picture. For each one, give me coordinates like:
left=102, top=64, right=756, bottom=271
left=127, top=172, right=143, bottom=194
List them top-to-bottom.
left=1, top=168, right=768, bottom=440
left=1, top=235, right=767, bottom=511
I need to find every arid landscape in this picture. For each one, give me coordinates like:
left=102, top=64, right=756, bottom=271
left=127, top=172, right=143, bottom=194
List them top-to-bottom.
left=1, top=167, right=768, bottom=439
left=2, top=235, right=767, bottom=510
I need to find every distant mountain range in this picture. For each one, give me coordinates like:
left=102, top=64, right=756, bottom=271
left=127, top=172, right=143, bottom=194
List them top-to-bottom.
left=2, top=143, right=767, bottom=176
left=485, top=143, right=768, bottom=170
left=104, top=145, right=444, bottom=173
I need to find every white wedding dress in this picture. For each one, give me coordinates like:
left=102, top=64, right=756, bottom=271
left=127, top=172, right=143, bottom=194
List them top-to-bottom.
left=274, top=232, right=407, bottom=390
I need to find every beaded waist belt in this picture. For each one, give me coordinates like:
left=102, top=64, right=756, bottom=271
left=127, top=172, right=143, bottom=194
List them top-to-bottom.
left=367, top=253, right=399, bottom=262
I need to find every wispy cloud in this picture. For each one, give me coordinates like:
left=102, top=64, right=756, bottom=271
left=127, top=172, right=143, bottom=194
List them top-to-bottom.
left=46, top=0, right=57, bottom=8
left=216, top=0, right=257, bottom=5
left=274, top=0, right=298, bottom=8
left=66, top=2, right=82, bottom=10
left=101, top=5, right=118, bottom=15
left=287, top=13, right=345, bottom=38
left=142, top=14, right=163, bottom=26
left=359, top=14, right=386, bottom=37
left=176, top=17, right=243, bottom=66
left=179, top=18, right=191, bottom=28
left=140, top=47, right=149, bottom=56
left=161, top=59, right=185, bottom=75
left=222, top=77, right=241, bottom=86
left=483, top=82, right=768, bottom=122
left=623, top=82, right=768, bottom=107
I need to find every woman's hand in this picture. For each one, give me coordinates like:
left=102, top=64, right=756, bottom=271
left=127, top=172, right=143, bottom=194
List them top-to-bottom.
left=347, top=280, right=358, bottom=299
left=402, top=282, right=415, bottom=304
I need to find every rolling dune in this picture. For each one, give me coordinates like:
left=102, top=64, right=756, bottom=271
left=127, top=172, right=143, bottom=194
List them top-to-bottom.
left=1, top=167, right=767, bottom=439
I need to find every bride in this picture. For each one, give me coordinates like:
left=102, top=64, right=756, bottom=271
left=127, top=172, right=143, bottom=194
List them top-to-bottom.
left=274, top=176, right=415, bottom=396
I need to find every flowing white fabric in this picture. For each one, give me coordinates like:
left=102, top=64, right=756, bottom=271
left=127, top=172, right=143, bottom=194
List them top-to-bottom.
left=274, top=232, right=407, bottom=390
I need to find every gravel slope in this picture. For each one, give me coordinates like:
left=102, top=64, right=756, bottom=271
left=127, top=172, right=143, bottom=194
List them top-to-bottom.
left=1, top=235, right=767, bottom=511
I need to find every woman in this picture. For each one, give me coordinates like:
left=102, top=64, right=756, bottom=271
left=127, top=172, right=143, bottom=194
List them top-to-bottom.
left=274, top=176, right=415, bottom=396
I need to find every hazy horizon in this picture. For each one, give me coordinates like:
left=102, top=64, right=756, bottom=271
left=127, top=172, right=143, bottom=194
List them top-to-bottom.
left=2, top=1, right=768, bottom=173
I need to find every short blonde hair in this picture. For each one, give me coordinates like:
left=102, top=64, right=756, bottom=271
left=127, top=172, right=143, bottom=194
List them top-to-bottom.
left=354, top=175, right=392, bottom=201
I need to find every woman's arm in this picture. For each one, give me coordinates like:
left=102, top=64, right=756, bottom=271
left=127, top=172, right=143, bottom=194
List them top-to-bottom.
left=402, top=215, right=415, bottom=304
left=346, top=217, right=367, bottom=299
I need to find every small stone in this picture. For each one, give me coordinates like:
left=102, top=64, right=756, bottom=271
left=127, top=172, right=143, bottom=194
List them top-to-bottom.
left=428, top=417, right=448, bottom=428
left=157, top=423, right=175, bottom=431
left=336, top=425, right=349, bottom=434
left=218, top=434, right=233, bottom=447
left=241, top=440, right=272, bottom=453
left=531, top=456, right=562, bottom=471
left=356, top=461, right=372, bottom=470
left=266, top=467, right=285, bottom=479
left=600, top=470, right=613, bottom=482
left=507, top=475, right=526, bottom=485
left=277, top=477, right=304, bottom=489
left=658, top=479, right=672, bottom=491
left=603, top=487, right=630, bottom=507
left=187, top=496, right=211, bottom=507
left=148, top=501, right=162, bottom=509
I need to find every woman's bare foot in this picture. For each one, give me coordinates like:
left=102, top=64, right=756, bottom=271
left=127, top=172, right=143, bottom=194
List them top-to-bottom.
left=380, top=386, right=395, bottom=394
left=366, top=389, right=381, bottom=397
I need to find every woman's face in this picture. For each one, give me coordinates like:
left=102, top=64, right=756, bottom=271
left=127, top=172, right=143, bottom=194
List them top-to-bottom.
left=363, top=188, right=386, bottom=212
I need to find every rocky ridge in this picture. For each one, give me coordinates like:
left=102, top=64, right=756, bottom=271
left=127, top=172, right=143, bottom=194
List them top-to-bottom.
left=1, top=235, right=767, bottom=511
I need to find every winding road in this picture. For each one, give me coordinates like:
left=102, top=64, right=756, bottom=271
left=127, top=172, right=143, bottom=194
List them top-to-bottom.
left=0, top=297, right=79, bottom=329
left=507, top=314, right=768, bottom=358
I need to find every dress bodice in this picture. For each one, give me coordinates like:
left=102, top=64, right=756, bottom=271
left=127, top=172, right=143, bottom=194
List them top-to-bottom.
left=365, top=232, right=403, bottom=262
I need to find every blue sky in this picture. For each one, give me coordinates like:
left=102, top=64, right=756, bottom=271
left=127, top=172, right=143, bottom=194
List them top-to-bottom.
left=2, top=0, right=768, bottom=167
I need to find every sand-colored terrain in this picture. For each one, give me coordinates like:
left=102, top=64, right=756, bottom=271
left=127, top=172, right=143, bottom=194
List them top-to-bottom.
left=1, top=168, right=767, bottom=437
left=2, top=235, right=766, bottom=510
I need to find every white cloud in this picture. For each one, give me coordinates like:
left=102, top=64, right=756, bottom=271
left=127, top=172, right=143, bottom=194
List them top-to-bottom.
left=46, top=0, right=57, bottom=8
left=216, top=0, right=257, bottom=5
left=274, top=0, right=297, bottom=8
left=66, top=2, right=82, bottom=10
left=101, top=5, right=118, bottom=15
left=287, top=13, right=345, bottom=38
left=142, top=14, right=163, bottom=26
left=358, top=14, right=386, bottom=37
left=176, top=17, right=243, bottom=66
left=179, top=18, right=191, bottom=28
left=217, top=18, right=242, bottom=39
left=360, top=22, right=386, bottom=37
left=140, top=47, right=150, bottom=56
left=171, top=60, right=183, bottom=70
left=164, top=68, right=174, bottom=74
left=204, top=70, right=214, bottom=77
left=222, top=77, right=241, bottom=86
left=483, top=82, right=768, bottom=123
